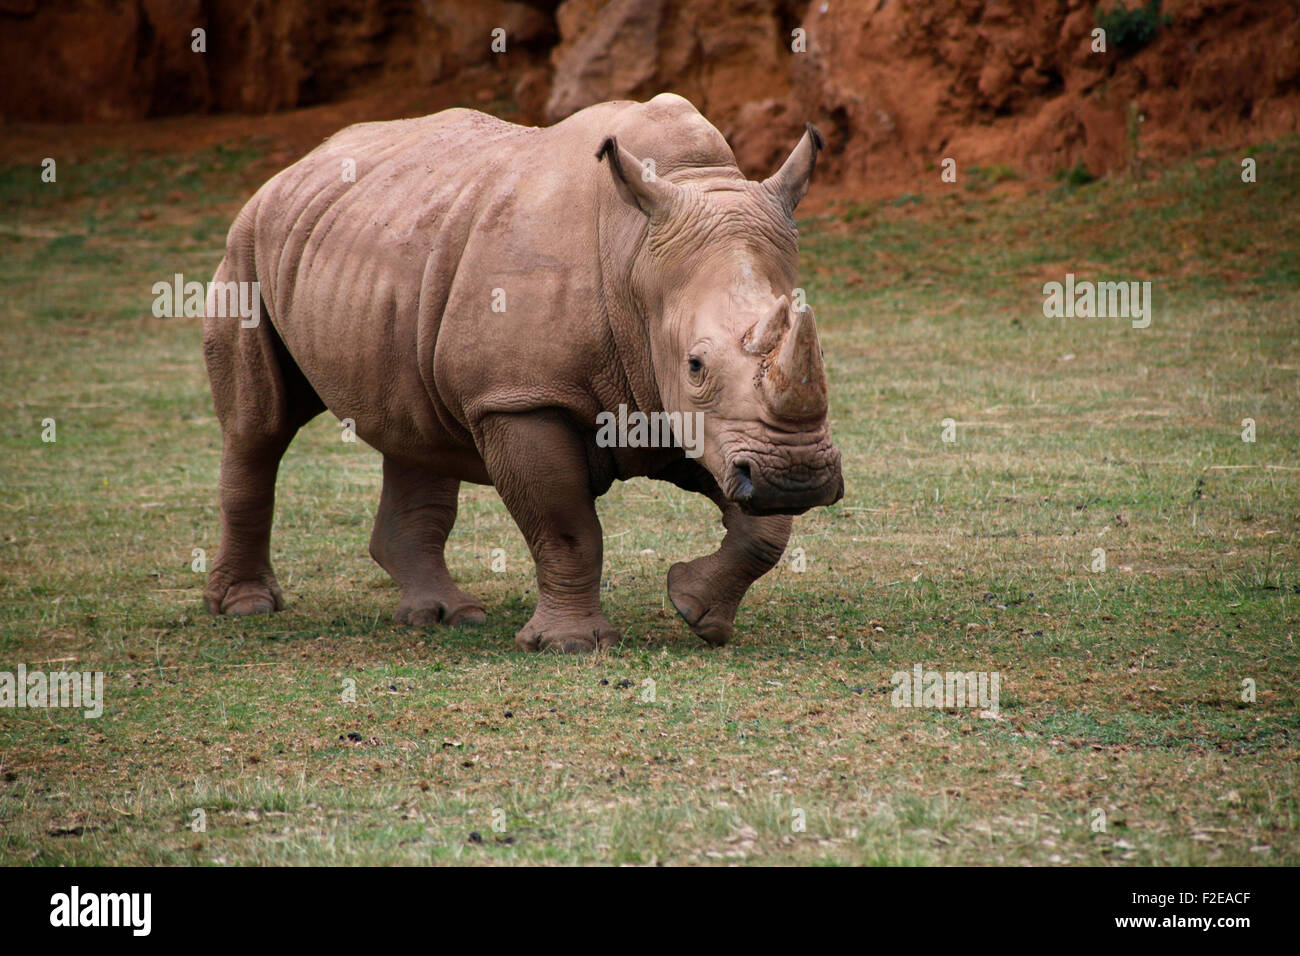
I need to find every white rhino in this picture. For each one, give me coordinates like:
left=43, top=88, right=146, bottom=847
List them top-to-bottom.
left=203, top=92, right=843, bottom=651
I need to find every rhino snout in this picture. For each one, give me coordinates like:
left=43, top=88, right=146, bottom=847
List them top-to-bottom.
left=726, top=447, right=844, bottom=516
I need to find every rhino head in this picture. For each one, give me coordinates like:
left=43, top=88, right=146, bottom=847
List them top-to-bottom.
left=598, top=126, right=844, bottom=516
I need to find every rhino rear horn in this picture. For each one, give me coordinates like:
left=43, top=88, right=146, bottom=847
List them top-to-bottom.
left=762, top=124, right=825, bottom=214
left=597, top=135, right=682, bottom=219
left=743, top=295, right=791, bottom=355
left=762, top=304, right=828, bottom=421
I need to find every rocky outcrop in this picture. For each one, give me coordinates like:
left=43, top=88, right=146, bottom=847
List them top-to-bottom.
left=0, top=0, right=556, bottom=120
left=3, top=0, right=1297, bottom=186
left=540, top=0, right=1300, bottom=181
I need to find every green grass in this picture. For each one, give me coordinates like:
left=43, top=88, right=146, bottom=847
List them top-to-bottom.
left=0, top=136, right=1297, bottom=865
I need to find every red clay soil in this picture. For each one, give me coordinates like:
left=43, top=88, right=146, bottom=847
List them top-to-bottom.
left=1, top=0, right=1296, bottom=199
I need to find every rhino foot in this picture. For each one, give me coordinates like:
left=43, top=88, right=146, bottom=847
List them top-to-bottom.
left=667, top=560, right=740, bottom=647
left=206, top=575, right=285, bottom=616
left=394, top=593, right=486, bottom=627
left=515, top=611, right=620, bottom=653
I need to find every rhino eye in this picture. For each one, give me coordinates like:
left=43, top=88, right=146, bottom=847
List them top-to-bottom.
left=687, top=356, right=704, bottom=376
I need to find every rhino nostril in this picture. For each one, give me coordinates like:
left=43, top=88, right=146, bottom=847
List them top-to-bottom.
left=732, top=461, right=754, bottom=499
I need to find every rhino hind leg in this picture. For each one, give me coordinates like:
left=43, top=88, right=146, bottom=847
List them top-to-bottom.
left=203, top=257, right=324, bottom=616
left=479, top=412, right=619, bottom=653
left=369, top=460, right=486, bottom=626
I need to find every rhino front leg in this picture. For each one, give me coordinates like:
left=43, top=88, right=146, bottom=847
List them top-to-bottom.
left=479, top=412, right=619, bottom=653
left=369, top=459, right=486, bottom=626
left=653, top=460, right=792, bottom=646
left=668, top=507, right=791, bottom=646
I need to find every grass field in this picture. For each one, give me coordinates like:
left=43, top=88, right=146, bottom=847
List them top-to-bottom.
left=0, top=134, right=1297, bottom=865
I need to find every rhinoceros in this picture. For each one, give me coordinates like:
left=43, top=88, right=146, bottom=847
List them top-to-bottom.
left=202, top=92, right=843, bottom=652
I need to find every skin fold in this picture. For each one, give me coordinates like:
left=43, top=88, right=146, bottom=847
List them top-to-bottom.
left=202, top=92, right=843, bottom=652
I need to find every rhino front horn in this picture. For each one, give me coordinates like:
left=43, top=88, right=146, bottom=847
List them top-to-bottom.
left=762, top=304, right=828, bottom=421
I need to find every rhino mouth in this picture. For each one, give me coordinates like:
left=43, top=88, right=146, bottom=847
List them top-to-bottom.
left=726, top=454, right=844, bottom=516
left=733, top=461, right=755, bottom=499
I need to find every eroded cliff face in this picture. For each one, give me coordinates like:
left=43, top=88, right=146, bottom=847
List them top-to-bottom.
left=0, top=0, right=557, bottom=120
left=4, top=0, right=1297, bottom=185
left=540, top=0, right=1300, bottom=182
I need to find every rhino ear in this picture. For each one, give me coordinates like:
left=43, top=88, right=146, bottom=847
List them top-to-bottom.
left=762, top=123, right=825, bottom=213
left=597, top=136, right=681, bottom=218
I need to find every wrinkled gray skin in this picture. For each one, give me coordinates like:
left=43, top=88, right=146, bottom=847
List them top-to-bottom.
left=203, top=92, right=843, bottom=652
